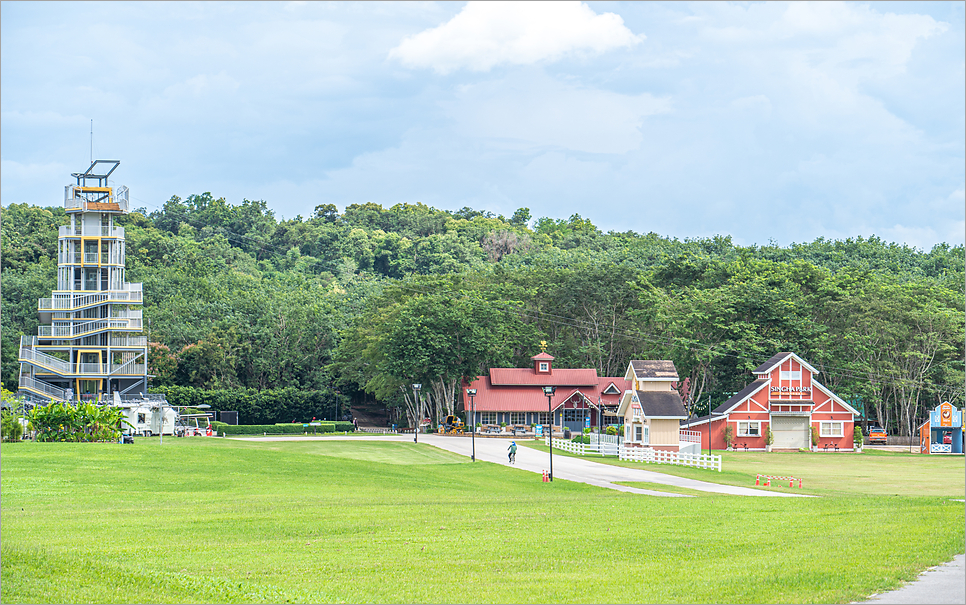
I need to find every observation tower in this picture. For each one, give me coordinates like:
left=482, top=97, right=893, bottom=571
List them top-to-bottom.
left=18, top=160, right=149, bottom=404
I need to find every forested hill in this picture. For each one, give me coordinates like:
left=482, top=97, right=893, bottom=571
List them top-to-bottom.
left=2, top=195, right=963, bottom=435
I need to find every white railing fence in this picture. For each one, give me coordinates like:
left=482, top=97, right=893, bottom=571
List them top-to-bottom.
left=680, top=429, right=702, bottom=444
left=590, top=433, right=619, bottom=445
left=545, top=436, right=620, bottom=457
left=546, top=436, right=721, bottom=470
left=619, top=446, right=721, bottom=471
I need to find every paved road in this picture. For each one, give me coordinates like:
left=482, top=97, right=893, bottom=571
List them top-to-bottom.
left=420, top=434, right=807, bottom=498
left=858, top=553, right=965, bottom=604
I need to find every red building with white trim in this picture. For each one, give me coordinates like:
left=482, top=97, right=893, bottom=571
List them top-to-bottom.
left=462, top=352, right=629, bottom=432
left=683, top=352, right=859, bottom=452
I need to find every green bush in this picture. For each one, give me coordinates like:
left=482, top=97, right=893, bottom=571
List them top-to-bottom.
left=150, top=385, right=342, bottom=425
left=27, top=401, right=127, bottom=442
left=1, top=409, right=24, bottom=442
left=208, top=421, right=354, bottom=435
left=854, top=426, right=864, bottom=446
left=571, top=434, right=591, bottom=444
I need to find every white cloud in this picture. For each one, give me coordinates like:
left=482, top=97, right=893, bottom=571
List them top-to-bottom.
left=389, top=1, right=642, bottom=74
left=444, top=71, right=670, bottom=154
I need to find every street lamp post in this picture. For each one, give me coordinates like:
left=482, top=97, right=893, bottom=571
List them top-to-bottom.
left=412, top=383, right=422, bottom=443
left=543, top=386, right=556, bottom=481
left=466, top=388, right=477, bottom=461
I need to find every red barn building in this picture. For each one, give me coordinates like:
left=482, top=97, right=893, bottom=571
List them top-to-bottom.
left=462, top=352, right=629, bottom=432
left=683, top=352, right=859, bottom=452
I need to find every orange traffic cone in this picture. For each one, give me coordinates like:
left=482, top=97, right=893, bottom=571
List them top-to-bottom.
left=542, top=470, right=549, bottom=483
left=755, top=475, right=760, bottom=486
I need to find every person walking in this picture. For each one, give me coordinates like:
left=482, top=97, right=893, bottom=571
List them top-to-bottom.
left=508, top=441, right=517, bottom=464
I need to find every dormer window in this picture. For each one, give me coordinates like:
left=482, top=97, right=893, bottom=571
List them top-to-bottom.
left=531, top=351, right=554, bottom=374
left=602, top=382, right=620, bottom=395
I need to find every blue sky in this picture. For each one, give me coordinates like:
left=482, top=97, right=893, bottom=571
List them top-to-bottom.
left=2, top=1, right=963, bottom=249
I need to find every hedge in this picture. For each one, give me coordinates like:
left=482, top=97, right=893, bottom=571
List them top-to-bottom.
left=150, top=386, right=345, bottom=425
left=209, top=421, right=355, bottom=435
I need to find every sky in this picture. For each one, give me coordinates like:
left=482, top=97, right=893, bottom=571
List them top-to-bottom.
left=2, top=1, right=964, bottom=249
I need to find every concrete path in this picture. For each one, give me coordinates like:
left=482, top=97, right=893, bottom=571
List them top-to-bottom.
left=421, top=434, right=807, bottom=498
left=858, top=554, right=965, bottom=604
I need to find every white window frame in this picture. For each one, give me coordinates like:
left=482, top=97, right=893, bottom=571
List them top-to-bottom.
left=539, top=362, right=549, bottom=372
left=780, top=370, right=802, bottom=381
left=480, top=412, right=497, bottom=425
left=509, top=412, right=526, bottom=424
left=537, top=412, right=552, bottom=425
left=737, top=421, right=760, bottom=437
left=820, top=421, right=843, bottom=437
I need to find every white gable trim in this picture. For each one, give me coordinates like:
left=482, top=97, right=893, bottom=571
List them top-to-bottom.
left=754, top=352, right=819, bottom=377
left=717, top=380, right=770, bottom=415
left=812, top=380, right=859, bottom=415
left=602, top=382, right=621, bottom=395
left=617, top=390, right=635, bottom=416
left=681, top=415, right=728, bottom=428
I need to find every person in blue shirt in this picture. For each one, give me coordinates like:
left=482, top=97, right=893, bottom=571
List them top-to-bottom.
left=508, top=441, right=517, bottom=464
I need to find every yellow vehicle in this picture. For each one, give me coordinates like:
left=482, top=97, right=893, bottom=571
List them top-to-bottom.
left=438, top=415, right=465, bottom=435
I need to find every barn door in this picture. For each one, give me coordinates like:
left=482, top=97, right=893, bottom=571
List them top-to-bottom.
left=771, top=416, right=808, bottom=449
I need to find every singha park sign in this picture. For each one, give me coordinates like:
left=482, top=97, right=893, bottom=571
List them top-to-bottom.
left=771, top=386, right=812, bottom=393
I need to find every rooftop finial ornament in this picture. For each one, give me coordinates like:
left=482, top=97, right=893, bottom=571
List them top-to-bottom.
left=539, top=340, right=547, bottom=353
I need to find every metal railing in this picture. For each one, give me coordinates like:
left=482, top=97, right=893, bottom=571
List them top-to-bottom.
left=58, top=225, right=125, bottom=238
left=38, top=288, right=143, bottom=311
left=38, top=318, right=142, bottom=338
left=110, top=335, right=147, bottom=347
left=19, top=346, right=146, bottom=377
left=18, top=347, right=72, bottom=374
left=18, top=376, right=67, bottom=401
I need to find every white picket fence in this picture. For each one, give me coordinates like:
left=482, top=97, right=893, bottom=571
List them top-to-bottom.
left=546, top=436, right=721, bottom=471
left=546, top=436, right=618, bottom=456
left=619, top=446, right=721, bottom=472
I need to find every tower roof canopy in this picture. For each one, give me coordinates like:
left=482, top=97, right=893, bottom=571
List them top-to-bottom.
left=72, top=160, right=120, bottom=187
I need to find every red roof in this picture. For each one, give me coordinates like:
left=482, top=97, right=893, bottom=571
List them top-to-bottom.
left=530, top=352, right=555, bottom=361
left=489, top=367, right=599, bottom=386
left=463, top=375, right=631, bottom=412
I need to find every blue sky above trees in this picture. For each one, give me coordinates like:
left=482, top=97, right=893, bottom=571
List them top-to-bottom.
left=2, top=1, right=963, bottom=249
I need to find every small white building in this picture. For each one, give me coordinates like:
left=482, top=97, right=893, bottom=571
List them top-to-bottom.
left=617, top=360, right=690, bottom=452
left=113, top=392, right=177, bottom=436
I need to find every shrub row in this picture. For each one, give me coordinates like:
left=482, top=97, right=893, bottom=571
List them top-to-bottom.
left=151, top=386, right=344, bottom=425
left=209, top=421, right=355, bottom=435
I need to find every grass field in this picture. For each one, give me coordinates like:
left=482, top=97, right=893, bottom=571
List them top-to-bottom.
left=1, top=437, right=963, bottom=604
left=519, top=441, right=966, bottom=497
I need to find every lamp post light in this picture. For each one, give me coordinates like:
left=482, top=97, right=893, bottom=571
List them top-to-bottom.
left=412, top=383, right=422, bottom=443
left=543, top=385, right=556, bottom=481
left=466, top=388, right=477, bottom=461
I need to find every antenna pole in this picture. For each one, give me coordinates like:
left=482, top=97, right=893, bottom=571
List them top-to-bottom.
left=90, top=119, right=93, bottom=164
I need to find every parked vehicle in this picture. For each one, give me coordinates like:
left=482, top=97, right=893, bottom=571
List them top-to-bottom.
left=867, top=425, right=888, bottom=445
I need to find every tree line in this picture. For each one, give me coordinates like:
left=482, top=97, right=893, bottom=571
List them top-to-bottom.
left=2, top=196, right=963, bottom=433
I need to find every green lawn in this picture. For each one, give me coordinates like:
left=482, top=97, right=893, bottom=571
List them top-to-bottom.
left=2, top=437, right=963, bottom=604
left=520, top=440, right=966, bottom=497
